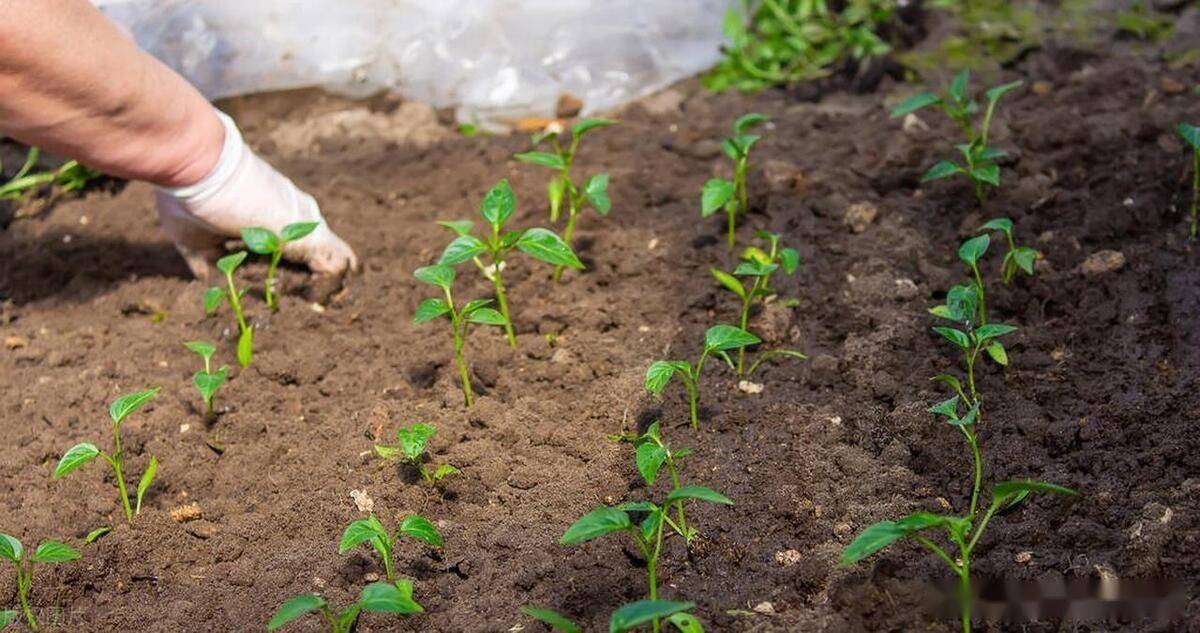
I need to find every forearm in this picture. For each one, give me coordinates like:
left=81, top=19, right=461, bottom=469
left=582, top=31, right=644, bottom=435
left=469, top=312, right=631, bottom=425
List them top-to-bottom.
left=0, top=0, right=222, bottom=187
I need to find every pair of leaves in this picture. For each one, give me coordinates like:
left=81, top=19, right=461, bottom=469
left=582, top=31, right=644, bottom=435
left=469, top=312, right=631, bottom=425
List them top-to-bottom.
left=921, top=159, right=999, bottom=188
left=241, top=222, right=319, bottom=255
left=437, top=228, right=583, bottom=270
left=194, top=367, right=229, bottom=403
left=928, top=395, right=979, bottom=427
left=376, top=423, right=435, bottom=463
left=560, top=488, right=733, bottom=546
left=339, top=514, right=444, bottom=554
left=0, top=534, right=80, bottom=565
left=267, top=580, right=423, bottom=630
left=522, top=600, right=701, bottom=633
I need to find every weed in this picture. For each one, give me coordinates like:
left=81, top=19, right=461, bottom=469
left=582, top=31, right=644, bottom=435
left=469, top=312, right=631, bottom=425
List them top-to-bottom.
left=702, top=114, right=768, bottom=248
left=241, top=222, right=319, bottom=311
left=204, top=251, right=254, bottom=367
left=183, top=341, right=228, bottom=421
left=374, top=422, right=459, bottom=484
left=0, top=534, right=80, bottom=631
left=267, top=581, right=423, bottom=631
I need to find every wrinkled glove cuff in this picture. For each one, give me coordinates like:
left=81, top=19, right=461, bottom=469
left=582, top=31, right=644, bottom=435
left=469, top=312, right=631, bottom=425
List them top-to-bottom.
left=157, top=110, right=244, bottom=202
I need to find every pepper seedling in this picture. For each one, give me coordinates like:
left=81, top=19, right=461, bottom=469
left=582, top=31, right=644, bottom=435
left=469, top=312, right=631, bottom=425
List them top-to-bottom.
left=891, top=69, right=1022, bottom=205
left=701, top=113, right=768, bottom=248
left=515, top=119, right=615, bottom=281
left=1177, top=122, right=1199, bottom=238
left=0, top=145, right=98, bottom=202
left=437, top=180, right=583, bottom=347
left=978, top=217, right=1038, bottom=284
left=241, top=222, right=320, bottom=311
left=711, top=230, right=801, bottom=375
left=204, top=251, right=254, bottom=367
left=413, top=264, right=507, bottom=406
left=645, top=324, right=759, bottom=428
left=183, top=341, right=228, bottom=421
left=54, top=389, right=161, bottom=524
left=625, top=421, right=699, bottom=543
left=374, top=422, right=460, bottom=484
left=339, top=514, right=443, bottom=583
left=0, top=533, right=80, bottom=631
left=267, top=580, right=423, bottom=632
left=521, top=600, right=703, bottom=633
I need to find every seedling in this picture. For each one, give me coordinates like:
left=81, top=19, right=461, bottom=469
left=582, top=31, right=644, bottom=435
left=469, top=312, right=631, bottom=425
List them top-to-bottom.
left=890, top=69, right=1022, bottom=205
left=701, top=114, right=768, bottom=248
left=515, top=119, right=615, bottom=281
left=1177, top=122, right=1199, bottom=238
left=0, top=146, right=98, bottom=202
left=437, top=180, right=583, bottom=347
left=978, top=217, right=1038, bottom=283
left=241, top=222, right=320, bottom=311
left=711, top=230, right=801, bottom=374
left=204, top=251, right=253, bottom=367
left=413, top=264, right=507, bottom=406
left=645, top=325, right=759, bottom=428
left=183, top=341, right=228, bottom=421
left=54, top=389, right=161, bottom=523
left=374, top=422, right=459, bottom=484
left=339, top=514, right=443, bottom=583
left=0, top=533, right=80, bottom=631
left=267, top=580, right=423, bottom=632
left=522, top=600, right=703, bottom=633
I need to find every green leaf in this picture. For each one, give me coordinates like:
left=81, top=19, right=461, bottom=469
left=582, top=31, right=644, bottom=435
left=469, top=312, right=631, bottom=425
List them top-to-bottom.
left=948, top=68, right=970, bottom=105
left=985, top=80, right=1023, bottom=105
left=890, top=92, right=940, bottom=118
left=733, top=112, right=768, bottom=134
left=572, top=118, right=617, bottom=138
left=1177, top=123, right=1200, bottom=151
left=976, top=146, right=1007, bottom=161
left=514, top=151, right=566, bottom=170
left=921, top=160, right=963, bottom=182
left=971, top=162, right=1000, bottom=187
left=583, top=173, right=611, bottom=215
left=548, top=178, right=565, bottom=220
left=700, top=179, right=735, bottom=217
left=480, top=180, right=516, bottom=227
left=980, top=217, right=1013, bottom=234
left=437, top=220, right=475, bottom=237
left=280, top=221, right=320, bottom=242
left=240, top=227, right=280, bottom=255
left=516, top=228, right=584, bottom=269
left=957, top=234, right=990, bottom=266
left=439, top=235, right=488, bottom=266
left=1012, top=247, right=1037, bottom=275
left=779, top=248, right=801, bottom=275
left=216, top=251, right=247, bottom=275
left=415, top=264, right=456, bottom=291
left=710, top=268, right=746, bottom=299
left=945, top=284, right=980, bottom=322
left=203, top=287, right=225, bottom=313
left=414, top=298, right=452, bottom=324
left=460, top=298, right=493, bottom=315
left=466, top=307, right=507, bottom=326
left=975, top=323, right=1017, bottom=342
left=704, top=324, right=760, bottom=353
left=932, top=326, right=969, bottom=350
left=237, top=327, right=254, bottom=368
left=183, top=340, right=215, bottom=362
left=985, top=341, right=1008, bottom=366
left=645, top=361, right=685, bottom=394
left=195, top=367, right=228, bottom=402
left=931, top=374, right=963, bottom=394
left=110, top=388, right=160, bottom=425
left=929, top=396, right=960, bottom=419
left=397, top=423, right=435, bottom=462
left=54, top=443, right=100, bottom=478
left=635, top=443, right=667, bottom=486
left=374, top=445, right=400, bottom=460
left=136, top=456, right=158, bottom=514
left=433, top=464, right=460, bottom=480
left=991, top=480, right=1078, bottom=504
left=665, top=485, right=733, bottom=506
left=560, top=507, right=632, bottom=545
left=840, top=512, right=949, bottom=565
left=398, top=515, right=443, bottom=548
left=339, top=516, right=388, bottom=554
left=84, top=527, right=111, bottom=544
left=0, top=534, right=22, bottom=562
left=32, top=541, right=80, bottom=564
left=359, top=580, right=424, bottom=614
left=268, top=594, right=326, bottom=630
left=610, top=600, right=695, bottom=633
left=521, top=606, right=580, bottom=633
left=1, top=610, right=17, bottom=629
left=668, top=612, right=705, bottom=633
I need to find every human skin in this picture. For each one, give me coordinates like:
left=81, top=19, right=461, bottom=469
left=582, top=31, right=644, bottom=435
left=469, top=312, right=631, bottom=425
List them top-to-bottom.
left=0, top=0, right=223, bottom=188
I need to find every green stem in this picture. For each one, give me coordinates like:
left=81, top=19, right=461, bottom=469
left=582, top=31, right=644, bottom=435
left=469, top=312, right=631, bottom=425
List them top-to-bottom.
left=1191, top=151, right=1198, bottom=240
left=553, top=204, right=579, bottom=283
left=265, top=250, right=283, bottom=311
left=969, top=263, right=986, bottom=326
left=491, top=269, right=517, bottom=348
left=225, top=272, right=249, bottom=334
left=736, top=277, right=762, bottom=376
left=449, top=295, right=475, bottom=407
left=111, top=427, right=133, bottom=522
left=965, top=429, right=982, bottom=519
left=666, top=459, right=689, bottom=539
left=965, top=501, right=1001, bottom=557
left=648, top=512, right=666, bottom=633
left=914, top=535, right=960, bottom=574
left=381, top=542, right=396, bottom=583
left=959, top=562, right=972, bottom=633
left=19, top=565, right=36, bottom=631
left=320, top=606, right=340, bottom=633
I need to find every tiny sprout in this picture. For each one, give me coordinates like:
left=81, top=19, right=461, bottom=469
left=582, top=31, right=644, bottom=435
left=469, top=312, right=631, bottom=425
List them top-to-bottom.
left=891, top=69, right=1022, bottom=205
left=701, top=113, right=767, bottom=248
left=515, top=118, right=615, bottom=281
left=1177, top=122, right=1199, bottom=238
left=437, top=180, right=583, bottom=347
left=978, top=217, right=1038, bottom=283
left=241, top=222, right=320, bottom=311
left=711, top=230, right=802, bottom=375
left=204, top=251, right=254, bottom=367
left=413, top=264, right=507, bottom=406
left=645, top=325, right=760, bottom=429
left=183, top=341, right=228, bottom=421
left=55, top=389, right=161, bottom=523
left=374, top=422, right=459, bottom=484
left=339, top=514, right=443, bottom=583
left=0, top=533, right=80, bottom=631
left=267, top=580, right=423, bottom=632
left=522, top=600, right=703, bottom=633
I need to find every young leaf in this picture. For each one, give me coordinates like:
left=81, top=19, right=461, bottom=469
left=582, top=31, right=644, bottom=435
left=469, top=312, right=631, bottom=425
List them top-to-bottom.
left=948, top=68, right=970, bottom=105
left=985, top=80, right=1023, bottom=105
left=890, top=92, right=941, bottom=118
left=733, top=112, right=768, bottom=134
left=572, top=118, right=616, bottom=138
left=1177, top=123, right=1200, bottom=151
left=976, top=146, right=1007, bottom=161
left=514, top=151, right=566, bottom=170
left=921, top=160, right=964, bottom=182
left=971, top=163, right=1000, bottom=187
left=583, top=173, right=611, bottom=215
left=548, top=178, right=565, bottom=220
left=700, top=179, right=735, bottom=217
left=480, top=180, right=516, bottom=227
left=980, top=217, right=1013, bottom=234
left=437, top=220, right=475, bottom=237
left=280, top=221, right=320, bottom=242
left=241, top=227, right=280, bottom=255
left=516, top=228, right=584, bottom=269
left=957, top=234, right=990, bottom=266
left=439, top=235, right=488, bottom=266
left=779, top=247, right=801, bottom=275
left=1012, top=247, right=1037, bottom=275
left=216, top=251, right=248, bottom=275
left=414, top=264, right=456, bottom=291
left=710, top=268, right=746, bottom=299
left=203, top=287, right=225, bottom=313
left=414, top=298, right=452, bottom=324
left=460, top=298, right=493, bottom=315
left=466, top=307, right=507, bottom=326
left=974, top=323, right=1017, bottom=342
left=703, top=324, right=761, bottom=353
left=932, top=326, right=969, bottom=350
left=237, top=327, right=254, bottom=368
left=183, top=340, right=216, bottom=361
left=985, top=341, right=1008, bottom=366
left=645, top=361, right=685, bottom=394
left=195, top=367, right=228, bottom=402
left=931, top=374, right=963, bottom=394
left=110, top=388, right=160, bottom=425
left=929, top=396, right=960, bottom=419
left=398, top=424, right=435, bottom=461
left=54, top=442, right=100, bottom=478
left=635, top=443, right=667, bottom=487
left=374, top=445, right=400, bottom=460
left=136, top=456, right=158, bottom=514
left=433, top=464, right=460, bottom=480
left=991, top=480, right=1078, bottom=503
left=665, top=485, right=733, bottom=506
left=560, top=507, right=632, bottom=545
left=839, top=512, right=949, bottom=565
left=398, top=515, right=444, bottom=548
left=339, top=517, right=389, bottom=554
left=84, top=527, right=111, bottom=544
left=0, top=534, right=22, bottom=562
left=31, top=541, right=80, bottom=564
left=358, top=580, right=424, bottom=614
left=267, top=594, right=327, bottom=630
left=610, top=600, right=695, bottom=633
left=520, top=606, right=581, bottom=633
left=0, top=611, right=16, bottom=628
left=667, top=612, right=705, bottom=633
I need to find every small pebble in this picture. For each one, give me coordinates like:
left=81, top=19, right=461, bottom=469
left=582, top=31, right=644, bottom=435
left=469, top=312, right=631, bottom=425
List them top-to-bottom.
left=1080, top=250, right=1126, bottom=276
left=737, top=380, right=764, bottom=394
left=350, top=489, right=374, bottom=514
left=774, top=550, right=802, bottom=567
left=753, top=601, right=776, bottom=615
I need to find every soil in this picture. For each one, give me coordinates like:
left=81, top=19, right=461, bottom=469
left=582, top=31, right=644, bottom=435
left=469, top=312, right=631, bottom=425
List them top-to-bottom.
left=2, top=13, right=1199, bottom=633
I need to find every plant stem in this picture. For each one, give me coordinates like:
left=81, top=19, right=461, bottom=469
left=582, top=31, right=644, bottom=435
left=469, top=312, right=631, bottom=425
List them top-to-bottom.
left=1191, top=151, right=1198, bottom=240
left=553, top=204, right=579, bottom=283
left=265, top=249, right=283, bottom=311
left=491, top=269, right=517, bottom=348
left=225, top=272, right=249, bottom=334
left=736, top=276, right=762, bottom=376
left=450, top=304, right=475, bottom=407
left=111, top=427, right=133, bottom=522
left=965, top=429, right=982, bottom=519
left=666, top=459, right=689, bottom=539
left=648, top=512, right=666, bottom=633
left=959, top=562, right=972, bottom=633
left=18, top=565, right=36, bottom=631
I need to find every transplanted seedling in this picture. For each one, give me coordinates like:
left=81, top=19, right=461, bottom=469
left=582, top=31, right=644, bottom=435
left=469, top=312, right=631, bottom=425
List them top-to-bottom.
left=891, top=69, right=1022, bottom=205
left=701, top=113, right=768, bottom=248
left=515, top=118, right=615, bottom=281
left=1177, top=122, right=1199, bottom=238
left=0, top=145, right=98, bottom=203
left=437, top=180, right=583, bottom=347
left=978, top=217, right=1038, bottom=284
left=241, top=222, right=320, bottom=311
left=711, top=230, right=803, bottom=375
left=204, top=251, right=254, bottom=367
left=413, top=264, right=507, bottom=407
left=645, top=325, right=760, bottom=429
left=183, top=341, right=228, bottom=421
left=55, top=389, right=161, bottom=523
left=630, top=421, right=703, bottom=543
left=374, top=422, right=460, bottom=484
left=339, top=514, right=443, bottom=583
left=0, top=533, right=80, bottom=631
left=267, top=580, right=423, bottom=632
left=521, top=600, right=703, bottom=633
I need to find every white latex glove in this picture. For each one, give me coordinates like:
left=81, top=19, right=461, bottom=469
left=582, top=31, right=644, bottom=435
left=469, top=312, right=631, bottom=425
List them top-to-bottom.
left=155, top=110, right=358, bottom=278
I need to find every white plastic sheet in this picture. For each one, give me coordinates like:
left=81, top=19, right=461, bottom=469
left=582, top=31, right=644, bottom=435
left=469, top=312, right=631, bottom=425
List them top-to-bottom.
left=93, top=0, right=734, bottom=126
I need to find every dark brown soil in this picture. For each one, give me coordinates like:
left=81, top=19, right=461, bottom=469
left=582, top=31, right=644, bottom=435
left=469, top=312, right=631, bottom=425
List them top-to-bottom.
left=1, top=23, right=1199, bottom=633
